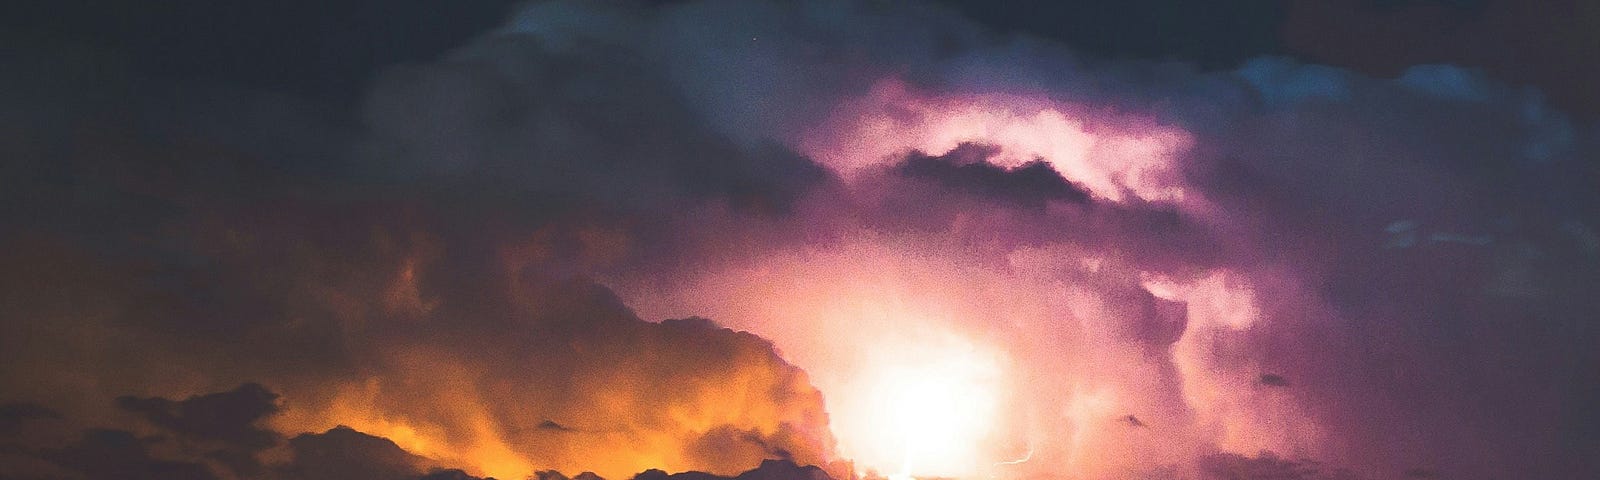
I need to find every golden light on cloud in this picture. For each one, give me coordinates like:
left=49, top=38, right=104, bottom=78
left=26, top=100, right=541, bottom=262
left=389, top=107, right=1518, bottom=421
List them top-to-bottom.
left=612, top=238, right=1036, bottom=480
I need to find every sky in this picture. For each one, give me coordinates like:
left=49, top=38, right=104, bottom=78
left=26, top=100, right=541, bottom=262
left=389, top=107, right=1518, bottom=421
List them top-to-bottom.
left=1, top=1, right=1597, bottom=480
left=6, top=1, right=1597, bottom=117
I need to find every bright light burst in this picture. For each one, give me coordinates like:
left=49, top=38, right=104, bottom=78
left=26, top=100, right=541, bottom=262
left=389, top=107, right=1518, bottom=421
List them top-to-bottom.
left=842, top=332, right=1006, bottom=479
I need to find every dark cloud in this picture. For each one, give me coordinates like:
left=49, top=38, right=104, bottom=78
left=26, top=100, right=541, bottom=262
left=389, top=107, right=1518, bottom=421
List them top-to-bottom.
left=0, top=0, right=519, bottom=105
left=931, top=0, right=1287, bottom=67
left=1283, top=0, right=1600, bottom=119
left=356, top=34, right=833, bottom=214
left=893, top=143, right=1092, bottom=208
left=1258, top=374, right=1290, bottom=387
left=117, top=383, right=282, bottom=450
left=4, top=386, right=431, bottom=480
left=0, top=404, right=62, bottom=434
left=278, top=426, right=433, bottom=480
left=41, top=429, right=218, bottom=480
left=1198, top=451, right=1360, bottom=480
left=633, top=460, right=832, bottom=480
left=420, top=470, right=493, bottom=480
left=539, top=470, right=607, bottom=480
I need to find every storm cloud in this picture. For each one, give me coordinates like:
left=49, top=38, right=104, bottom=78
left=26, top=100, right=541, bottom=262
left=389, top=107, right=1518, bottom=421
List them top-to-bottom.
left=2, top=1, right=1597, bottom=479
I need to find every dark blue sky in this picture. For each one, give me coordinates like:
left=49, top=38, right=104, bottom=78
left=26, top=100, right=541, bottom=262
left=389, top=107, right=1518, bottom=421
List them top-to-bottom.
left=6, top=0, right=1596, bottom=117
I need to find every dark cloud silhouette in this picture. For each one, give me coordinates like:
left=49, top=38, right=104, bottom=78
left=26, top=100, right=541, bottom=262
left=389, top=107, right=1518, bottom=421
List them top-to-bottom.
left=1283, top=0, right=1600, bottom=119
left=357, top=34, right=833, bottom=214
left=893, top=143, right=1092, bottom=208
left=1258, top=374, right=1290, bottom=388
left=117, top=383, right=281, bottom=450
left=3, top=385, right=472, bottom=479
left=0, top=403, right=61, bottom=434
left=1119, top=415, right=1147, bottom=428
left=279, top=426, right=433, bottom=480
left=41, top=429, right=218, bottom=480
left=1198, top=451, right=1360, bottom=480
left=634, top=460, right=832, bottom=480
left=420, top=469, right=493, bottom=480
left=539, top=470, right=607, bottom=480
